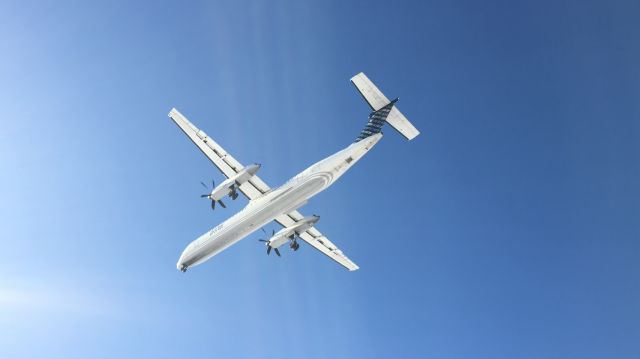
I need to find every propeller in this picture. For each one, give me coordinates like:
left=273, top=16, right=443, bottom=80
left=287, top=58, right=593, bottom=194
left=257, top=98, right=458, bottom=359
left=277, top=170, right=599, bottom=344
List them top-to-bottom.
left=200, top=180, right=226, bottom=210
left=258, top=228, right=280, bottom=256
left=267, top=247, right=280, bottom=256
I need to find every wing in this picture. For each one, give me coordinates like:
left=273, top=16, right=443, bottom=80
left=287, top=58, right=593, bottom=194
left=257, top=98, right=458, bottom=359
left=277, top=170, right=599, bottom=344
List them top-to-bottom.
left=169, top=108, right=271, bottom=200
left=170, top=108, right=358, bottom=271
left=274, top=211, right=359, bottom=271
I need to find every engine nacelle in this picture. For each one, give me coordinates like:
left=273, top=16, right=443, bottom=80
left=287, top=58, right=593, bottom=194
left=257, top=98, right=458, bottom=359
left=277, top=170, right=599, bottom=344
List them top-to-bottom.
left=208, top=163, right=261, bottom=201
left=266, top=215, right=320, bottom=249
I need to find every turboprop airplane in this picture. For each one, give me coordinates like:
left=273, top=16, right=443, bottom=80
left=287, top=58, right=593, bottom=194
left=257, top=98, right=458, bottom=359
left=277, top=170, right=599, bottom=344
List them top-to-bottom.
left=171, top=73, right=419, bottom=272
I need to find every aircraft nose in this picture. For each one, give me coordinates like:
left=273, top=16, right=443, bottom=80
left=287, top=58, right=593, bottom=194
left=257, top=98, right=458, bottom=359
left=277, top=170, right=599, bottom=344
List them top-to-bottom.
left=176, top=252, right=188, bottom=272
left=176, top=261, right=188, bottom=272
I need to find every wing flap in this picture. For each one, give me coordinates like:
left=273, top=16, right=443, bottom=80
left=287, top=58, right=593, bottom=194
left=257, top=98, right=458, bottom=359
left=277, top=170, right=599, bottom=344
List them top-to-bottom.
left=298, top=232, right=359, bottom=271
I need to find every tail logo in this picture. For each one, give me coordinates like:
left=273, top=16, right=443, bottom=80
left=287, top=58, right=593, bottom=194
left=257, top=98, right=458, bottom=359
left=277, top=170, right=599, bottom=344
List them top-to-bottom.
left=354, top=98, right=398, bottom=143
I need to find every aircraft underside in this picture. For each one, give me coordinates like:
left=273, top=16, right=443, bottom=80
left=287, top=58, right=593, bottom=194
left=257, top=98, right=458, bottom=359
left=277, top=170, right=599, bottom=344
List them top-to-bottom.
left=171, top=72, right=419, bottom=272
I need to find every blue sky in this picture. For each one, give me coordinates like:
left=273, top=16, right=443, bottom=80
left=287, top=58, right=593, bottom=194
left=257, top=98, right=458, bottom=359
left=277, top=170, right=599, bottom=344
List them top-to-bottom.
left=1, top=0, right=639, bottom=358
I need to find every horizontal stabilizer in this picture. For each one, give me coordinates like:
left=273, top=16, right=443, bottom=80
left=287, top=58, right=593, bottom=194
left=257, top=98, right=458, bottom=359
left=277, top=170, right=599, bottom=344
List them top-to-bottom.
left=350, top=72, right=420, bottom=140
left=350, top=72, right=390, bottom=111
left=386, top=106, right=420, bottom=140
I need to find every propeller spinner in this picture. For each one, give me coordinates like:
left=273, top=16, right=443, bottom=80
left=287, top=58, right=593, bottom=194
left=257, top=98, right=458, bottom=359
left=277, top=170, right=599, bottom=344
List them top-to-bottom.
left=258, top=228, right=281, bottom=256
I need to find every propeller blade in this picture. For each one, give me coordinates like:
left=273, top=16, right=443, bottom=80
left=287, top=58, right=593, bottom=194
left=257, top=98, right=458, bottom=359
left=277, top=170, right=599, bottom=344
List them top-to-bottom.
left=212, top=180, right=215, bottom=188
left=200, top=181, right=208, bottom=189
left=201, top=194, right=210, bottom=198
left=211, top=200, right=215, bottom=210
left=218, top=200, right=226, bottom=208
left=261, top=228, right=267, bottom=236
left=272, top=229, right=275, bottom=236
left=258, top=239, right=268, bottom=242
left=267, top=246, right=271, bottom=255
left=274, top=248, right=281, bottom=257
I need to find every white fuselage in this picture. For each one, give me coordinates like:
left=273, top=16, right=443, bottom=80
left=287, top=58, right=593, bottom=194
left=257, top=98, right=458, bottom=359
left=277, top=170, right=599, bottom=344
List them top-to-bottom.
left=176, top=133, right=383, bottom=271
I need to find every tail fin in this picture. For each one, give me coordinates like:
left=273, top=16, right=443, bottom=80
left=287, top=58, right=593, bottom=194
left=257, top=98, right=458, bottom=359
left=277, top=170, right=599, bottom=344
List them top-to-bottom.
left=350, top=72, right=420, bottom=141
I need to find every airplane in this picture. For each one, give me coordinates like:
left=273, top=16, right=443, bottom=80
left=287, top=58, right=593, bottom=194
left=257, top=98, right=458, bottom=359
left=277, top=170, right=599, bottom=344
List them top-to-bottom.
left=171, top=72, right=420, bottom=272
